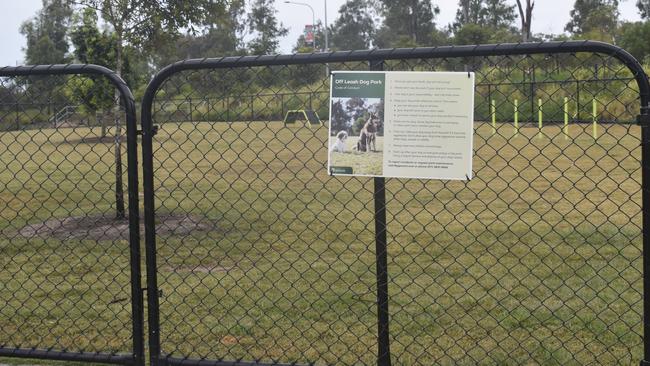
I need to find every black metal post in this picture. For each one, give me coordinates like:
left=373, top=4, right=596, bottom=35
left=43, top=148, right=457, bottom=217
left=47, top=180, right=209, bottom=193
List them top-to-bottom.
left=370, top=58, right=391, bottom=366
left=530, top=65, right=535, bottom=122
left=141, top=71, right=163, bottom=366
left=576, top=80, right=581, bottom=122
left=123, top=94, right=145, bottom=366
left=280, top=94, right=284, bottom=120
left=640, top=104, right=650, bottom=366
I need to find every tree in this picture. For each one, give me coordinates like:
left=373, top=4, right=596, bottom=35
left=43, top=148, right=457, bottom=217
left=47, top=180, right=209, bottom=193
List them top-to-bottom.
left=20, top=0, right=73, bottom=64
left=72, top=0, right=216, bottom=219
left=247, top=0, right=288, bottom=55
left=330, top=0, right=375, bottom=50
left=373, top=0, right=439, bottom=48
left=454, top=0, right=516, bottom=30
left=455, top=0, right=483, bottom=28
left=483, top=0, right=516, bottom=29
left=516, top=0, right=534, bottom=42
left=565, top=0, right=619, bottom=35
left=638, top=0, right=650, bottom=18
left=72, top=1, right=214, bottom=79
left=69, top=8, right=116, bottom=114
left=618, top=21, right=650, bottom=62
left=454, top=23, right=492, bottom=45
left=330, top=100, right=350, bottom=134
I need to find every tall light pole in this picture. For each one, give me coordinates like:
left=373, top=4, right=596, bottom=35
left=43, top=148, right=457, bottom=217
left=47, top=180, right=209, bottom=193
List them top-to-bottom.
left=323, top=0, right=328, bottom=52
left=284, top=1, right=316, bottom=51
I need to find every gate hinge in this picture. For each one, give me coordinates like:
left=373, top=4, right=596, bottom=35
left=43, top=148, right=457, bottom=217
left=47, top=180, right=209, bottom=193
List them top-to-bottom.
left=637, top=107, right=650, bottom=126
left=136, top=125, right=159, bottom=136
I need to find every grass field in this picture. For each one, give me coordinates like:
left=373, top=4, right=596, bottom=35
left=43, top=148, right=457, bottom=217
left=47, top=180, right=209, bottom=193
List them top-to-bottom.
left=0, top=120, right=643, bottom=365
left=329, top=135, right=384, bottom=176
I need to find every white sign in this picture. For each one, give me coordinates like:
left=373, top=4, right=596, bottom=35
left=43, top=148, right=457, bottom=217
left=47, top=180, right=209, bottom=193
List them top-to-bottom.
left=328, top=71, right=474, bottom=180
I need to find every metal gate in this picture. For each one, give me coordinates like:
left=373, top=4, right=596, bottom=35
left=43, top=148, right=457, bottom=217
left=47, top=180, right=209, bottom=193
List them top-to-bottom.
left=139, top=41, right=650, bottom=365
left=0, top=65, right=144, bottom=365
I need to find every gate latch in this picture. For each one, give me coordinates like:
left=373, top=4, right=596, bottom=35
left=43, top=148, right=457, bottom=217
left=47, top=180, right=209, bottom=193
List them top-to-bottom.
left=637, top=107, right=650, bottom=126
left=136, top=125, right=159, bottom=136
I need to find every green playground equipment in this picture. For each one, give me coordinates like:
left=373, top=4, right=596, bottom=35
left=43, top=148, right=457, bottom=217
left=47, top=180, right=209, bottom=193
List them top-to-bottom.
left=283, top=109, right=322, bottom=127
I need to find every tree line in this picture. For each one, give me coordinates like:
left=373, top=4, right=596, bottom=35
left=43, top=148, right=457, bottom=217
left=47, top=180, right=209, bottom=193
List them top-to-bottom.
left=18, top=0, right=650, bottom=93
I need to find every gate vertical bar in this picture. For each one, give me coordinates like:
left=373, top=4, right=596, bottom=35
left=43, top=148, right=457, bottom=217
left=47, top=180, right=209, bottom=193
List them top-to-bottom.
left=632, top=51, right=650, bottom=365
left=370, top=58, right=391, bottom=366
left=141, top=84, right=162, bottom=366
left=124, top=90, right=145, bottom=366
left=641, top=102, right=650, bottom=366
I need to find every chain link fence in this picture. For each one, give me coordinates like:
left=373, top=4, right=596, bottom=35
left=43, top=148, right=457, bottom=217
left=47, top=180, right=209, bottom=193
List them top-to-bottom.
left=0, top=41, right=648, bottom=366
left=140, top=42, right=650, bottom=365
left=0, top=65, right=143, bottom=365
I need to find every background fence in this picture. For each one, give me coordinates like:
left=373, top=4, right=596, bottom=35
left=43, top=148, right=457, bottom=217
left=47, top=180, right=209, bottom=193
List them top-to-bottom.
left=140, top=42, right=650, bottom=365
left=0, top=65, right=143, bottom=365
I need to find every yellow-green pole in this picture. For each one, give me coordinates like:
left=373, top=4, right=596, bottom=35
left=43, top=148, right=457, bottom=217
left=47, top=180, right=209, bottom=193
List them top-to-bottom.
left=564, top=97, right=569, bottom=140
left=538, top=98, right=543, bottom=139
left=592, top=98, right=598, bottom=139
left=491, top=99, right=496, bottom=134
left=514, top=99, right=519, bottom=134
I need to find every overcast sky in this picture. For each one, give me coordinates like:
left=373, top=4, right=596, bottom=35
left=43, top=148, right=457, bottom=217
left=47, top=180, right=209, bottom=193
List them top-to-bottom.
left=0, top=0, right=643, bottom=66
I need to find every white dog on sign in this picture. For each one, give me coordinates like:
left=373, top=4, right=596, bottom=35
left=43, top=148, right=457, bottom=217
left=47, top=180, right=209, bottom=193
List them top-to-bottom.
left=330, top=131, right=348, bottom=153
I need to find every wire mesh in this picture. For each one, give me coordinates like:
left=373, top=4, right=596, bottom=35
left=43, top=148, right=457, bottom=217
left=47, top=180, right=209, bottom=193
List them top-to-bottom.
left=145, top=49, right=644, bottom=365
left=0, top=69, right=141, bottom=363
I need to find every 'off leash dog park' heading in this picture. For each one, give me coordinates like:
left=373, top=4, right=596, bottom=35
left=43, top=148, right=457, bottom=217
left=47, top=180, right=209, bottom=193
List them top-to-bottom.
left=328, top=71, right=475, bottom=180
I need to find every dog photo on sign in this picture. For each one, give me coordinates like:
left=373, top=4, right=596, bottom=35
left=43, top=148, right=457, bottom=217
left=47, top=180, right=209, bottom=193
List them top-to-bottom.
left=328, top=96, right=384, bottom=176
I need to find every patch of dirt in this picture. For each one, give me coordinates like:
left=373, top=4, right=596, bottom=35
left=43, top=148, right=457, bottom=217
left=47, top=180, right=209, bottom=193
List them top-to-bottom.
left=18, top=213, right=215, bottom=241
left=220, top=335, right=239, bottom=345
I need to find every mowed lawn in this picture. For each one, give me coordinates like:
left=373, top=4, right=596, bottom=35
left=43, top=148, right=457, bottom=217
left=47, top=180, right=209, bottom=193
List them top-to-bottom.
left=0, top=120, right=643, bottom=365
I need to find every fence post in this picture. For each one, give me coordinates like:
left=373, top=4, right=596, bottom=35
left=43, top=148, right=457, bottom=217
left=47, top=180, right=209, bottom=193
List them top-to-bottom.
left=370, top=58, right=391, bottom=366
left=530, top=65, right=536, bottom=123
left=576, top=80, right=581, bottom=122
left=280, top=93, right=285, bottom=120
left=189, top=98, right=193, bottom=122
left=15, top=101, right=19, bottom=130
left=640, top=102, right=650, bottom=366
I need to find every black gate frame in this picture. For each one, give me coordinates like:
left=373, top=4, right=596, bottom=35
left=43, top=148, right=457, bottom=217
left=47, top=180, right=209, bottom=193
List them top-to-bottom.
left=139, top=41, right=650, bottom=366
left=0, top=64, right=145, bottom=366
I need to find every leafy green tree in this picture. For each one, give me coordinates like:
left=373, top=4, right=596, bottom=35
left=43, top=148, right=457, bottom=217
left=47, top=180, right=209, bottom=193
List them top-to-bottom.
left=20, top=0, right=73, bottom=64
left=71, top=0, right=216, bottom=219
left=72, top=0, right=216, bottom=78
left=174, top=0, right=246, bottom=58
left=204, top=0, right=246, bottom=53
left=247, top=0, right=288, bottom=55
left=330, top=0, right=375, bottom=50
left=373, top=0, right=439, bottom=48
left=453, top=0, right=517, bottom=43
left=455, top=0, right=516, bottom=29
left=455, top=0, right=484, bottom=28
left=482, top=0, right=516, bottom=29
left=565, top=0, right=619, bottom=36
left=638, top=0, right=650, bottom=18
left=69, top=8, right=115, bottom=112
left=618, top=21, right=650, bottom=62
left=454, top=23, right=492, bottom=44
left=346, top=97, right=366, bottom=123
left=330, top=100, right=350, bottom=134
left=352, top=116, right=366, bottom=135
